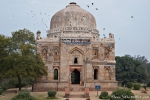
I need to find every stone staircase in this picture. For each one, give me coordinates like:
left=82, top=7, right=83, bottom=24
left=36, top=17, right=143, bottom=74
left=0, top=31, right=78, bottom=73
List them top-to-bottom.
left=70, top=85, right=85, bottom=91
left=65, top=86, right=90, bottom=99
left=69, top=94, right=85, bottom=98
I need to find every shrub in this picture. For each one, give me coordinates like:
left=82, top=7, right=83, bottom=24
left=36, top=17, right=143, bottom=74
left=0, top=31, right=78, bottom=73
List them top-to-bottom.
left=126, top=82, right=133, bottom=89
left=147, top=82, right=150, bottom=87
left=1, top=83, right=9, bottom=91
left=133, top=83, right=140, bottom=90
left=0, top=88, right=4, bottom=95
left=110, top=88, right=135, bottom=100
left=11, top=89, right=35, bottom=100
left=47, top=90, right=56, bottom=97
left=99, top=91, right=110, bottom=99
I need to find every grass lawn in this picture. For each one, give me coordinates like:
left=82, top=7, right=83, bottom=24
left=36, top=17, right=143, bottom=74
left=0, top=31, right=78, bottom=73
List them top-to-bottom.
left=0, top=87, right=150, bottom=100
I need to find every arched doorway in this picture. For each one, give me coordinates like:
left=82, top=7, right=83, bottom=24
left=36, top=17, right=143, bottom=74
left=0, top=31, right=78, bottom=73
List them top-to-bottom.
left=74, top=57, right=78, bottom=64
left=54, top=69, right=58, bottom=80
left=71, top=69, right=80, bottom=84
left=94, top=69, right=98, bottom=80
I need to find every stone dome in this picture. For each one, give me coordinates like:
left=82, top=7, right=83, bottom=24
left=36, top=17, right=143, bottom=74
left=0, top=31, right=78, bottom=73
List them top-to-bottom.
left=50, top=2, right=96, bottom=29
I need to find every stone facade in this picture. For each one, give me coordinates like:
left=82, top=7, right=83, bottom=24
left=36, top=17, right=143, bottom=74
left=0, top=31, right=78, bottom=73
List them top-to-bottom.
left=33, top=2, right=117, bottom=92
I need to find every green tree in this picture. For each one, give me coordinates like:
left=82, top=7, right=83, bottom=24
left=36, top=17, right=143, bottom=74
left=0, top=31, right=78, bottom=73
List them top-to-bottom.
left=0, top=29, right=47, bottom=91
left=0, top=34, right=11, bottom=69
left=0, top=35, right=12, bottom=85
left=115, top=55, right=147, bottom=85
left=133, top=55, right=150, bottom=82
left=146, top=63, right=150, bottom=82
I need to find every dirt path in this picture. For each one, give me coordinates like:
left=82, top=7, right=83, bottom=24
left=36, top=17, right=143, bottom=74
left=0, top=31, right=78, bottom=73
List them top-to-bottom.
left=1, top=87, right=150, bottom=100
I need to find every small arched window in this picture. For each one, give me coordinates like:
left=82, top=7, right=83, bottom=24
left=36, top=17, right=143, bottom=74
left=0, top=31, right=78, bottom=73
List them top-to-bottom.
left=95, top=49, right=98, bottom=55
left=55, top=52, right=58, bottom=55
left=74, top=58, right=78, bottom=64
left=54, top=69, right=58, bottom=80
left=94, top=69, right=98, bottom=80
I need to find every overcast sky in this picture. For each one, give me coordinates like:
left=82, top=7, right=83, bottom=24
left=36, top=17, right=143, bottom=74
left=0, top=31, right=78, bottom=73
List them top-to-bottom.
left=0, top=0, right=150, bottom=61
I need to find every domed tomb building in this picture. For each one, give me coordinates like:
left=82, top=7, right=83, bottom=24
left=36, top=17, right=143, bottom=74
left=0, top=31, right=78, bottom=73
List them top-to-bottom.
left=34, top=2, right=117, bottom=91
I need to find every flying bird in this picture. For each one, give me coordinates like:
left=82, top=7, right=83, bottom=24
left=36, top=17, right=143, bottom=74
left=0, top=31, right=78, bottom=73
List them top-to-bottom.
left=92, top=3, right=94, bottom=5
left=87, top=5, right=89, bottom=8
left=96, top=8, right=98, bottom=10
left=131, top=16, right=133, bottom=18
left=103, top=28, right=105, bottom=30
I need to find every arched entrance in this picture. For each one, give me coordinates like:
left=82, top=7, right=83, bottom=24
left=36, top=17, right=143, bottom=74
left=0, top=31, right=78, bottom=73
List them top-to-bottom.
left=54, top=69, right=58, bottom=80
left=71, top=69, right=80, bottom=84
left=94, top=69, right=98, bottom=80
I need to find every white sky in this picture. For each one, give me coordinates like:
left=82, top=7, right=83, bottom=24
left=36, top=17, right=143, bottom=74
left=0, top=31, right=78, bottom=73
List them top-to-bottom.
left=0, top=0, right=150, bottom=61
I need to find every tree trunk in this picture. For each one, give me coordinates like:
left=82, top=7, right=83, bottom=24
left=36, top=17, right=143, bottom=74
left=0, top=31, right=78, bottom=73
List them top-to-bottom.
left=18, top=75, right=21, bottom=91
left=32, top=84, right=33, bottom=92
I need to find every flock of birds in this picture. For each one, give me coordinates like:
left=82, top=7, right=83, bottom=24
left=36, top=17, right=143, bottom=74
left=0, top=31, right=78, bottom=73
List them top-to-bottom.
left=11, top=2, right=133, bottom=40
left=87, top=3, right=98, bottom=10
left=87, top=3, right=133, bottom=31
left=11, top=10, right=51, bottom=31
left=28, top=11, right=50, bottom=28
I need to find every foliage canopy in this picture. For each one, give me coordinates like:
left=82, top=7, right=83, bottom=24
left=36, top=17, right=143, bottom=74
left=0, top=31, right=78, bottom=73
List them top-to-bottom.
left=0, top=29, right=47, bottom=90
left=116, top=55, right=147, bottom=85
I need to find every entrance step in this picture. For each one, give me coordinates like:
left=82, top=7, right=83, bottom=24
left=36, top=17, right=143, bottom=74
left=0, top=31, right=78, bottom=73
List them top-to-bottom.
left=70, top=85, right=85, bottom=91
left=69, top=94, right=85, bottom=98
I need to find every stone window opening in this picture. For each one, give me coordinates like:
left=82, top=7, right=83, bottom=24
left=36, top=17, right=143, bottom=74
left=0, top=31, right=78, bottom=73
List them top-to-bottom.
left=70, top=22, right=72, bottom=26
left=93, top=36, right=95, bottom=40
left=42, top=49, right=47, bottom=56
left=94, top=49, right=98, bottom=55
left=55, top=52, right=58, bottom=56
left=74, top=57, right=78, bottom=64
left=54, top=69, right=58, bottom=80
left=94, top=69, right=98, bottom=80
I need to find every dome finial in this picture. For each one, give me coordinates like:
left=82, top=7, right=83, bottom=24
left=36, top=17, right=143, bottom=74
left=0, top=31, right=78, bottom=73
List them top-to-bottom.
left=70, top=2, right=76, bottom=5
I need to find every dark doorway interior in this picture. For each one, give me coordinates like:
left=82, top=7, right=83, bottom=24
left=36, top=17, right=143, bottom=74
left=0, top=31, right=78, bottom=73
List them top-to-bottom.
left=74, top=58, right=78, bottom=64
left=54, top=69, right=58, bottom=80
left=71, top=69, right=80, bottom=84
left=94, top=69, right=98, bottom=80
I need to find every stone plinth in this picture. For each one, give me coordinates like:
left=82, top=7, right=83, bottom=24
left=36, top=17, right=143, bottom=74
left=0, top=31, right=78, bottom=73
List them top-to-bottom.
left=65, top=87, right=70, bottom=98
left=84, top=87, right=89, bottom=98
